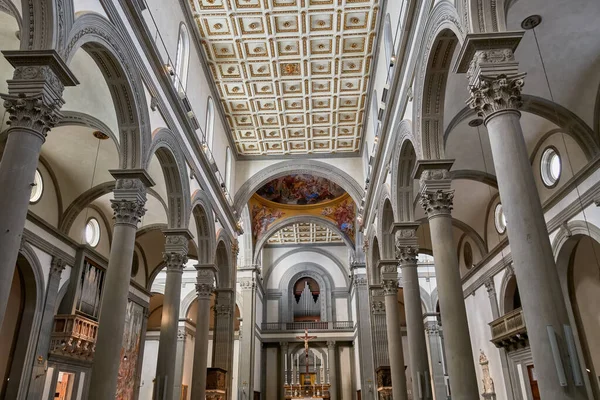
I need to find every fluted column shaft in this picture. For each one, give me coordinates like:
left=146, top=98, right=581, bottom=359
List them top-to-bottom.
left=456, top=33, right=588, bottom=399
left=0, top=51, right=77, bottom=329
left=416, top=162, right=479, bottom=399
left=89, top=172, right=153, bottom=399
left=392, top=224, right=432, bottom=400
left=155, top=230, right=192, bottom=400
left=28, top=257, right=66, bottom=397
left=191, top=266, right=216, bottom=400
left=238, top=267, right=259, bottom=398
left=380, top=269, right=409, bottom=400
left=213, top=289, right=235, bottom=371
left=327, top=341, right=338, bottom=400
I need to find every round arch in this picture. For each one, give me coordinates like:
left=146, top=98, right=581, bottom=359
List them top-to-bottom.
left=413, top=3, right=464, bottom=160
left=63, top=13, right=151, bottom=169
left=147, top=128, right=192, bottom=229
left=391, top=130, right=418, bottom=223
left=234, top=160, right=363, bottom=213
left=190, top=190, right=216, bottom=265
left=377, top=192, right=395, bottom=260
left=253, top=216, right=355, bottom=264
left=215, top=235, right=232, bottom=288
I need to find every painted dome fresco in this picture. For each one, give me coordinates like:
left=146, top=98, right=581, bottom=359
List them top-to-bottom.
left=256, top=174, right=346, bottom=205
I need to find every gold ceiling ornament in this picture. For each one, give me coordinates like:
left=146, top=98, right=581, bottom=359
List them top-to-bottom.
left=192, top=0, right=378, bottom=155
left=93, top=131, right=110, bottom=140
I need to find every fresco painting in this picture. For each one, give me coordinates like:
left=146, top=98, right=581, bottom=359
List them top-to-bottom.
left=256, top=174, right=346, bottom=205
left=321, top=199, right=355, bottom=239
left=251, top=203, right=285, bottom=239
left=116, top=300, right=144, bottom=400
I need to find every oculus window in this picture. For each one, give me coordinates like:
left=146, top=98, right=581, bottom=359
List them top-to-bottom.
left=540, top=147, right=561, bottom=187
left=29, top=169, right=43, bottom=203
left=494, top=203, right=507, bottom=234
left=85, top=218, right=101, bottom=248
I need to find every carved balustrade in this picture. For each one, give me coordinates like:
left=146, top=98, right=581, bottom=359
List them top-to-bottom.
left=489, top=307, right=528, bottom=350
left=49, top=314, right=98, bottom=360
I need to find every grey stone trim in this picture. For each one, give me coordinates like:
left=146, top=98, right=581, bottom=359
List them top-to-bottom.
left=0, top=0, right=22, bottom=32
left=106, top=0, right=239, bottom=237
left=63, top=13, right=152, bottom=170
left=444, top=95, right=600, bottom=160
left=58, top=110, right=120, bottom=153
left=145, top=128, right=192, bottom=229
left=390, top=129, right=419, bottom=223
left=37, top=154, right=64, bottom=226
left=233, top=160, right=363, bottom=212
left=450, top=169, right=498, bottom=188
left=190, top=190, right=217, bottom=265
left=23, top=213, right=77, bottom=265
left=416, top=215, right=487, bottom=256
left=254, top=216, right=355, bottom=264
left=263, top=247, right=350, bottom=288
left=463, top=253, right=513, bottom=298
left=279, top=263, right=337, bottom=322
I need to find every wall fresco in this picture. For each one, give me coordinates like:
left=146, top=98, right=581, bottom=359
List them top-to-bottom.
left=256, top=174, right=346, bottom=205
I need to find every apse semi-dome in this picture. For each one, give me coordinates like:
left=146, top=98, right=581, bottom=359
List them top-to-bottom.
left=256, top=174, right=347, bottom=205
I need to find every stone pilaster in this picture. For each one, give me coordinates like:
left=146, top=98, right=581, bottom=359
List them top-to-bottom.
left=456, top=32, right=588, bottom=400
left=0, top=50, right=77, bottom=331
left=414, top=160, right=480, bottom=399
left=89, top=170, right=153, bottom=400
left=392, top=223, right=433, bottom=400
left=156, top=229, right=192, bottom=400
left=28, top=257, right=66, bottom=398
left=380, top=259, right=409, bottom=400
left=350, top=263, right=377, bottom=397
left=191, top=264, right=216, bottom=400
left=237, top=265, right=260, bottom=399
left=370, top=282, right=389, bottom=369
left=213, top=287, right=235, bottom=393
left=424, top=318, right=447, bottom=399
left=327, top=341, right=338, bottom=400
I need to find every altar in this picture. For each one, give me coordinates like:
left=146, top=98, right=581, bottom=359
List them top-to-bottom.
left=284, top=330, right=331, bottom=399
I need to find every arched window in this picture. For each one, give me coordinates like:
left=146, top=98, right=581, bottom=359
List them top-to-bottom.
left=384, top=14, right=393, bottom=66
left=174, top=23, right=190, bottom=93
left=371, top=90, right=379, bottom=136
left=205, top=97, right=215, bottom=147
left=225, top=146, right=233, bottom=191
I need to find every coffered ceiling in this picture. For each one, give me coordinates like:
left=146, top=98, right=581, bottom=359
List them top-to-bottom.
left=189, top=0, right=380, bottom=156
left=267, top=222, right=343, bottom=245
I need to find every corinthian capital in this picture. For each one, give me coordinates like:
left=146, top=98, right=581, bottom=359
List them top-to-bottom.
left=1, top=50, right=78, bottom=137
left=468, top=73, right=525, bottom=119
left=420, top=190, right=454, bottom=217
left=111, top=199, right=146, bottom=227
left=391, top=223, right=420, bottom=265
left=163, top=229, right=193, bottom=272
left=163, top=252, right=188, bottom=272
left=382, top=279, right=398, bottom=296
left=196, top=282, right=214, bottom=299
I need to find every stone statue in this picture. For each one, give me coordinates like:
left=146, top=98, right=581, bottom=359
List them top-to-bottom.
left=479, top=350, right=496, bottom=398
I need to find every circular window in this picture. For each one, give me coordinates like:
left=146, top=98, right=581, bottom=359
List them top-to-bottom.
left=541, top=147, right=561, bottom=187
left=29, top=169, right=43, bottom=203
left=494, top=203, right=507, bottom=234
left=85, top=218, right=101, bottom=247
left=464, top=242, right=473, bottom=269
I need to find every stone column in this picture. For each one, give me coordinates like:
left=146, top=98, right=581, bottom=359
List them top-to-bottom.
left=455, top=32, right=588, bottom=400
left=0, top=50, right=77, bottom=330
left=414, top=160, right=480, bottom=399
left=89, top=170, right=153, bottom=399
left=392, top=224, right=432, bottom=400
left=155, top=229, right=192, bottom=400
left=28, top=257, right=66, bottom=397
left=380, top=261, right=409, bottom=400
left=350, top=263, right=377, bottom=396
left=190, top=265, right=216, bottom=400
left=237, top=265, right=260, bottom=399
left=484, top=278, right=515, bottom=400
left=370, top=284, right=390, bottom=369
left=212, top=289, right=235, bottom=372
left=424, top=318, right=448, bottom=400
left=173, top=325, right=189, bottom=398
left=280, top=341, right=288, bottom=400
left=327, top=341, right=338, bottom=400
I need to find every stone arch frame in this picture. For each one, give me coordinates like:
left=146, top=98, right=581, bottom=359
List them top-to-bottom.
left=0, top=0, right=22, bottom=33
left=20, top=0, right=74, bottom=52
left=462, top=0, right=507, bottom=34
left=413, top=2, right=464, bottom=160
left=63, top=13, right=151, bottom=169
left=444, top=95, right=600, bottom=160
left=58, top=111, right=120, bottom=154
left=391, top=127, right=418, bottom=222
left=147, top=128, right=192, bottom=229
left=233, top=160, right=363, bottom=213
left=58, top=181, right=167, bottom=235
left=190, top=189, right=217, bottom=265
left=377, top=190, right=395, bottom=260
left=253, top=215, right=355, bottom=264
left=416, top=216, right=486, bottom=257
left=552, top=220, right=600, bottom=399
left=214, top=234, right=233, bottom=288
left=368, top=234, right=382, bottom=285
left=6, top=243, right=45, bottom=400
left=264, top=247, right=350, bottom=289
left=279, top=263, right=336, bottom=323
left=498, top=265, right=517, bottom=315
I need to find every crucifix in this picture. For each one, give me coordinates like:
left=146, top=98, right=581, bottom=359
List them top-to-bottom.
left=296, top=329, right=317, bottom=376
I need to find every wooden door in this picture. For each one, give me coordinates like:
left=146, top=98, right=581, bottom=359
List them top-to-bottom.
left=527, top=365, right=541, bottom=400
left=357, top=390, right=361, bottom=400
